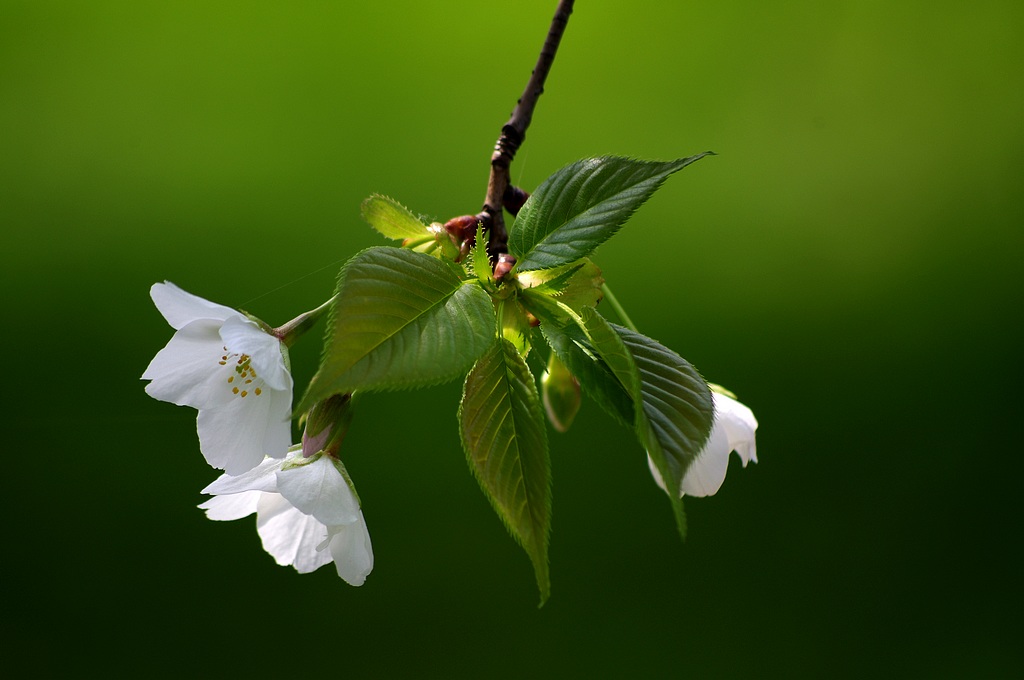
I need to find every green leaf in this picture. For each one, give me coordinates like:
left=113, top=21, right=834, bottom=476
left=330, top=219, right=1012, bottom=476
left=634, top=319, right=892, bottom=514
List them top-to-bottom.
left=508, top=154, right=712, bottom=272
left=361, top=194, right=430, bottom=241
left=470, top=222, right=494, bottom=289
left=299, top=247, right=495, bottom=411
left=516, top=261, right=584, bottom=294
left=498, top=299, right=532, bottom=356
left=532, top=302, right=714, bottom=539
left=568, top=309, right=695, bottom=536
left=610, top=318, right=714, bottom=538
left=612, top=322, right=714, bottom=478
left=460, top=339, right=551, bottom=605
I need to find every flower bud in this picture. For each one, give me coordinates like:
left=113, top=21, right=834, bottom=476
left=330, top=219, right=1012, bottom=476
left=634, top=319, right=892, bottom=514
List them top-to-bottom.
left=443, top=214, right=480, bottom=244
left=542, top=353, right=581, bottom=433
left=302, top=393, right=354, bottom=457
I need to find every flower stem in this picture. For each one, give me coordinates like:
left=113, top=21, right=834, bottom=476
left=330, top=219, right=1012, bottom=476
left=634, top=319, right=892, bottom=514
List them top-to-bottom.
left=601, top=283, right=638, bottom=333
left=275, top=295, right=337, bottom=347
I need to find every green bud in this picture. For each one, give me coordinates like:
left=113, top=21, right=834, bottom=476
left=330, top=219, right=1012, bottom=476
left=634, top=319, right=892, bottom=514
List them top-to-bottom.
left=542, top=352, right=581, bottom=433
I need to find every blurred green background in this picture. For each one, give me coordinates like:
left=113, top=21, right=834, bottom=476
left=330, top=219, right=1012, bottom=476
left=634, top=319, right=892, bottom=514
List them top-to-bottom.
left=3, top=0, right=1021, bottom=676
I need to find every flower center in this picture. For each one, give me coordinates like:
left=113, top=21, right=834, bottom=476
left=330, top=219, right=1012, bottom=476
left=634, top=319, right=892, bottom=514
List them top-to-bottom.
left=218, top=346, right=265, bottom=399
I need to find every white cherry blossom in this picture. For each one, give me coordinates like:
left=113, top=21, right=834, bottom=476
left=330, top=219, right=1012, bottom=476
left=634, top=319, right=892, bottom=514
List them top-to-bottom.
left=142, top=282, right=293, bottom=475
left=649, top=390, right=758, bottom=497
left=199, top=450, right=373, bottom=586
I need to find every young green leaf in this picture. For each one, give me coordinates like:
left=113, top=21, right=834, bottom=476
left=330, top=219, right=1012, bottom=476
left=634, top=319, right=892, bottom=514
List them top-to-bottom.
left=508, top=154, right=712, bottom=272
left=361, top=194, right=430, bottom=241
left=470, top=222, right=494, bottom=290
left=298, top=247, right=495, bottom=411
left=515, top=258, right=604, bottom=312
left=516, top=261, right=584, bottom=294
left=499, top=299, right=533, bottom=356
left=460, top=339, right=552, bottom=605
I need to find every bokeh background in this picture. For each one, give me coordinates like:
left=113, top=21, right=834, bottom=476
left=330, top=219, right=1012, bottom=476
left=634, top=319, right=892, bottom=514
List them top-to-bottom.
left=3, top=1, right=1021, bottom=676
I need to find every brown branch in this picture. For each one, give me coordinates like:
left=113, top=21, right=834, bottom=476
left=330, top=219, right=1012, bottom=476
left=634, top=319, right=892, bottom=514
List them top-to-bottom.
left=483, top=0, right=574, bottom=258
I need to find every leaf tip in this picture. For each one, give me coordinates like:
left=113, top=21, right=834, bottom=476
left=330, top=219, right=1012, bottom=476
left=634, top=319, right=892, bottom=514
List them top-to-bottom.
left=673, top=494, right=688, bottom=542
left=534, top=555, right=551, bottom=607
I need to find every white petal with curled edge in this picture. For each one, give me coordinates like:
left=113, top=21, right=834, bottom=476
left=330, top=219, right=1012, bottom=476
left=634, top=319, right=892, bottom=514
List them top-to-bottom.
left=150, top=281, right=238, bottom=330
left=219, top=316, right=292, bottom=392
left=142, top=319, right=231, bottom=408
left=197, top=387, right=291, bottom=474
left=715, top=392, right=758, bottom=465
left=680, top=425, right=732, bottom=497
left=646, top=438, right=731, bottom=497
left=201, top=455, right=285, bottom=495
left=276, top=455, right=360, bottom=526
left=198, top=490, right=261, bottom=521
left=256, top=493, right=332, bottom=573
left=327, top=512, right=374, bottom=586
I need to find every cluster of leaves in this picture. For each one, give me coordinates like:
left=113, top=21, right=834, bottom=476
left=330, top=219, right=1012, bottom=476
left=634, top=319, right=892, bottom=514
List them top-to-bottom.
left=297, top=154, right=715, bottom=604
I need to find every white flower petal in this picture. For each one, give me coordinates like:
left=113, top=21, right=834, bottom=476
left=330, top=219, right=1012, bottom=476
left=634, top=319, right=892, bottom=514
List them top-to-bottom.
left=151, top=281, right=238, bottom=329
left=144, top=282, right=296, bottom=477
left=219, top=316, right=292, bottom=392
left=142, top=320, right=232, bottom=408
left=263, top=384, right=295, bottom=455
left=715, top=392, right=758, bottom=466
left=198, top=394, right=291, bottom=475
left=680, top=425, right=732, bottom=497
left=201, top=455, right=285, bottom=495
left=276, top=456, right=360, bottom=526
left=198, top=490, right=261, bottom=521
left=256, top=493, right=332, bottom=573
left=327, top=512, right=374, bottom=586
